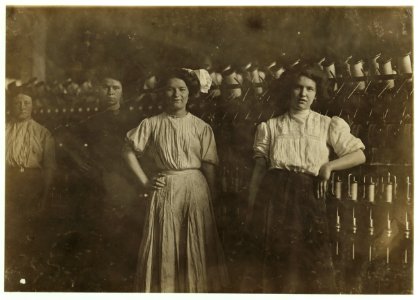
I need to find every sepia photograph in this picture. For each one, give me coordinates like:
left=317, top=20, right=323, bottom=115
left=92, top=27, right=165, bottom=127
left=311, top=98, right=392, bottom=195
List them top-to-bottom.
left=3, top=2, right=414, bottom=295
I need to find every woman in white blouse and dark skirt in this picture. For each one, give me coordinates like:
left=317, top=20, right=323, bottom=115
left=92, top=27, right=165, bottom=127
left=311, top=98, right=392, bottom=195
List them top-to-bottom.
left=245, top=62, right=366, bottom=293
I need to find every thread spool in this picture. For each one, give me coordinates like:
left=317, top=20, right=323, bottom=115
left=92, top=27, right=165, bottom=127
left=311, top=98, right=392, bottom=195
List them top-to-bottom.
left=397, top=52, right=412, bottom=75
left=378, top=56, right=395, bottom=89
left=350, top=58, right=366, bottom=90
left=250, top=67, right=263, bottom=95
left=347, top=174, right=354, bottom=198
left=335, top=177, right=342, bottom=200
left=351, top=178, right=358, bottom=201
left=368, top=178, right=375, bottom=203
left=385, top=182, right=393, bottom=203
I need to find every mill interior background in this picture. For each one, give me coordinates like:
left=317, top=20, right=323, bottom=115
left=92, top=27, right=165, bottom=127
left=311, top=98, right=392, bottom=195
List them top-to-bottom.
left=5, top=6, right=413, bottom=293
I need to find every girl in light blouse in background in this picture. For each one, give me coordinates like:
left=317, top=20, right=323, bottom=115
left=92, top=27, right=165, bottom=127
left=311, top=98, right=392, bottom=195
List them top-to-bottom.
left=245, top=63, right=366, bottom=293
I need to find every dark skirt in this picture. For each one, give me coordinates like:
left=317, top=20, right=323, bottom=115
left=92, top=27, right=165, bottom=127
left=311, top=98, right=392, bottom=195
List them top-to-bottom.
left=5, top=168, right=45, bottom=290
left=5, top=168, right=44, bottom=239
left=248, top=169, right=336, bottom=293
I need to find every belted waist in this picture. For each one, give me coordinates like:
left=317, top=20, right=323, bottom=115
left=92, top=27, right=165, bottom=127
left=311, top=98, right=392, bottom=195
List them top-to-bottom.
left=268, top=167, right=316, bottom=179
left=159, top=169, right=201, bottom=176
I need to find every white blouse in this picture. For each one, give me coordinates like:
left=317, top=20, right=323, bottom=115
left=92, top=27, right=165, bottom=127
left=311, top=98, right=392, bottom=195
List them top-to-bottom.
left=253, top=110, right=365, bottom=176
left=126, top=112, right=218, bottom=170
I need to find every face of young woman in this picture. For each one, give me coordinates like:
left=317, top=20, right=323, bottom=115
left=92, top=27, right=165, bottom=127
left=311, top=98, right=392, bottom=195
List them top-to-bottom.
left=289, top=75, right=317, bottom=112
left=99, top=78, right=122, bottom=111
left=164, top=78, right=189, bottom=113
left=12, top=94, right=33, bottom=121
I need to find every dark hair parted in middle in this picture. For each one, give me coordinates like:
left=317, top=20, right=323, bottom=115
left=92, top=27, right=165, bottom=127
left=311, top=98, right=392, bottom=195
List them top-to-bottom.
left=272, top=61, right=330, bottom=112
left=157, top=68, right=201, bottom=96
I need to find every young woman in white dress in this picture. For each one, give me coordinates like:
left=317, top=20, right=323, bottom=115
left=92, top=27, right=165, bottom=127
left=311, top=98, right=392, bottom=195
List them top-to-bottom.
left=123, top=70, right=228, bottom=292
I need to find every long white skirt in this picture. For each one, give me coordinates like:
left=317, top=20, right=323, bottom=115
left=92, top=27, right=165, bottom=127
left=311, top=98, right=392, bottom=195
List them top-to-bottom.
left=134, top=169, right=228, bottom=292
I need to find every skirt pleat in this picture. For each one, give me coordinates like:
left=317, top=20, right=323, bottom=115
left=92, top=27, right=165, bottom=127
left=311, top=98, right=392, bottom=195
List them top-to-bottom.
left=134, top=169, right=228, bottom=292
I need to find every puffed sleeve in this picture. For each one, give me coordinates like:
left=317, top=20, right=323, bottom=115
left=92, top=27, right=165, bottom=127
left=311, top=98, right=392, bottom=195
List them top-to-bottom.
left=328, top=116, right=365, bottom=157
left=125, top=118, right=152, bottom=155
left=253, top=122, right=270, bottom=159
left=200, top=125, right=219, bottom=165
left=43, top=130, right=57, bottom=170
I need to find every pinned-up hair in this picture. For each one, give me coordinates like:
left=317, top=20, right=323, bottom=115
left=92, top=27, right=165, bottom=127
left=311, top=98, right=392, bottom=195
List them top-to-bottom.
left=157, top=68, right=201, bottom=96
